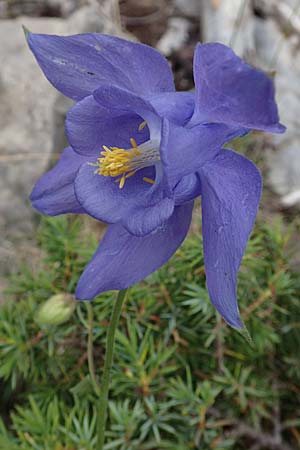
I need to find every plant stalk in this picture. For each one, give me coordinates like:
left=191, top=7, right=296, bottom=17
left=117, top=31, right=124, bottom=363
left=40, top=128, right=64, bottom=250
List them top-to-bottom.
left=96, top=289, right=128, bottom=450
left=87, top=303, right=101, bottom=397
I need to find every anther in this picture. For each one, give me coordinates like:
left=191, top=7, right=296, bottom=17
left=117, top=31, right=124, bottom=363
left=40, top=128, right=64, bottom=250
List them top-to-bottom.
left=138, top=120, right=147, bottom=131
left=130, top=138, right=138, bottom=148
left=143, top=177, right=155, bottom=185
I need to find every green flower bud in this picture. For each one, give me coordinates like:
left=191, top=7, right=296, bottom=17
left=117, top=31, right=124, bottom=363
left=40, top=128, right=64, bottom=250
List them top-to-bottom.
left=36, top=293, right=76, bottom=326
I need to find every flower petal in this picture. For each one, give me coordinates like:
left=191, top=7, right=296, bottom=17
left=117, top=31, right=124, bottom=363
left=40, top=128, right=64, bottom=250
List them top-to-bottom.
left=27, top=32, right=174, bottom=101
left=192, top=43, right=285, bottom=133
left=93, top=84, right=161, bottom=139
left=94, top=86, right=196, bottom=134
left=145, top=91, right=195, bottom=126
left=65, top=95, right=149, bottom=156
left=160, top=118, right=245, bottom=188
left=30, top=147, right=88, bottom=215
left=199, top=149, right=262, bottom=328
left=74, top=162, right=153, bottom=223
left=74, top=162, right=174, bottom=236
left=174, top=173, right=202, bottom=205
left=121, top=193, right=175, bottom=237
left=75, top=202, right=193, bottom=299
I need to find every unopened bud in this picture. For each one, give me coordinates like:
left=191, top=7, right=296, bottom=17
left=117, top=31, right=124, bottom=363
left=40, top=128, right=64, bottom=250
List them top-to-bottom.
left=36, top=293, right=76, bottom=326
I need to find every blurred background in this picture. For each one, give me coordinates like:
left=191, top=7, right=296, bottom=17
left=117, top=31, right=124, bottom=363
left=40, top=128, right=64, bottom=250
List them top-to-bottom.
left=1, top=0, right=300, bottom=298
left=0, top=1, right=300, bottom=449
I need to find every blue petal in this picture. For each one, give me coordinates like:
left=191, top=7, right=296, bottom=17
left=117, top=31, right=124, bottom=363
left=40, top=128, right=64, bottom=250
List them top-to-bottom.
left=27, top=32, right=174, bottom=101
left=192, top=43, right=285, bottom=133
left=93, top=84, right=161, bottom=139
left=93, top=86, right=196, bottom=134
left=94, top=86, right=196, bottom=133
left=145, top=91, right=195, bottom=126
left=65, top=95, right=149, bottom=156
left=160, top=118, right=244, bottom=188
left=30, top=147, right=88, bottom=215
left=199, top=149, right=262, bottom=328
left=74, top=162, right=174, bottom=237
left=74, top=162, right=152, bottom=222
left=174, top=173, right=202, bottom=205
left=121, top=192, right=175, bottom=237
left=75, top=202, right=193, bottom=299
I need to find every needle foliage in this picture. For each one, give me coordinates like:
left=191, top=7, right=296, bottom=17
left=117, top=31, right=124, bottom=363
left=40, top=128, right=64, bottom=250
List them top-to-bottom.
left=0, top=215, right=299, bottom=449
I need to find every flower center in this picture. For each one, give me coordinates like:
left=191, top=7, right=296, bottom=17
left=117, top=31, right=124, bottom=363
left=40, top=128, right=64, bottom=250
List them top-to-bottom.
left=93, top=137, right=160, bottom=188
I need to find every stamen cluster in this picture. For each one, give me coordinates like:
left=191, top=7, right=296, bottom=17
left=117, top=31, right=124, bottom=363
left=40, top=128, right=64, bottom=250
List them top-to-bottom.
left=95, top=138, right=159, bottom=188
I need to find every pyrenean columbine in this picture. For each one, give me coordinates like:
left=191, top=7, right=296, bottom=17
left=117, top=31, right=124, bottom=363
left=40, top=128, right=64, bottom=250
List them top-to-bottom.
left=27, top=32, right=285, bottom=329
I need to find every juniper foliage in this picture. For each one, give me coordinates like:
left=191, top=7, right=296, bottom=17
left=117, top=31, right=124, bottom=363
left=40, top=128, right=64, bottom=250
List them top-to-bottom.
left=0, top=215, right=299, bottom=449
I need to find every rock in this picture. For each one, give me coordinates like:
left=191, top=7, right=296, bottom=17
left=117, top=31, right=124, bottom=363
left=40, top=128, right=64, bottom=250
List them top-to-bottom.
left=0, top=0, right=88, bottom=19
left=119, top=0, right=167, bottom=46
left=175, top=0, right=200, bottom=18
left=199, top=0, right=255, bottom=56
left=200, top=0, right=300, bottom=210
left=0, top=4, right=127, bottom=300
left=254, top=10, right=300, bottom=208
left=156, top=17, right=191, bottom=56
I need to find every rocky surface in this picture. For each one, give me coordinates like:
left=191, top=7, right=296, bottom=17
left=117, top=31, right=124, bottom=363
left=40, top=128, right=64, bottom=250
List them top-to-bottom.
left=0, top=0, right=87, bottom=19
left=200, top=0, right=300, bottom=210
left=200, top=0, right=255, bottom=56
left=0, top=3, right=126, bottom=300
left=254, top=7, right=300, bottom=209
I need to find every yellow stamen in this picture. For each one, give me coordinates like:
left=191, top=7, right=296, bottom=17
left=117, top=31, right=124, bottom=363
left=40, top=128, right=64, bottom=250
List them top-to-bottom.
left=138, top=120, right=147, bottom=131
left=93, top=136, right=159, bottom=189
left=130, top=137, right=138, bottom=148
left=98, top=143, right=141, bottom=179
left=114, top=170, right=137, bottom=187
left=125, top=171, right=136, bottom=179
left=119, top=175, right=126, bottom=189
left=143, top=177, right=155, bottom=185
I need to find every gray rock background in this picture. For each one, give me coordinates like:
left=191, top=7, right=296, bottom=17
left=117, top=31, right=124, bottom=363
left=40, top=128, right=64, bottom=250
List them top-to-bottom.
left=1, top=0, right=300, bottom=299
left=199, top=0, right=300, bottom=210
left=0, top=1, right=128, bottom=299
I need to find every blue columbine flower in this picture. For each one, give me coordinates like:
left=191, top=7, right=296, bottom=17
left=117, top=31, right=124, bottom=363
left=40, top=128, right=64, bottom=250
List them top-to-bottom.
left=27, top=32, right=285, bottom=328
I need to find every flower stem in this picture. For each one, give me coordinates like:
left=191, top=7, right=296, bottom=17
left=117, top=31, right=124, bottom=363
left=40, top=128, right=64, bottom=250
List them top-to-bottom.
left=96, top=289, right=128, bottom=450
left=87, top=303, right=101, bottom=397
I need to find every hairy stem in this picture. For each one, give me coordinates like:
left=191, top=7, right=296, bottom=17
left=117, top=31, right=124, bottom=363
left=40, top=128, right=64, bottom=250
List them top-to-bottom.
left=96, top=289, right=128, bottom=450
left=87, top=303, right=101, bottom=397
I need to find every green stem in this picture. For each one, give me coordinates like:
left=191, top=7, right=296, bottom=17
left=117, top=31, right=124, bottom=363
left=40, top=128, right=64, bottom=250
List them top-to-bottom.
left=96, top=289, right=128, bottom=450
left=87, top=303, right=101, bottom=397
